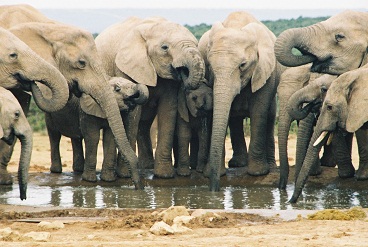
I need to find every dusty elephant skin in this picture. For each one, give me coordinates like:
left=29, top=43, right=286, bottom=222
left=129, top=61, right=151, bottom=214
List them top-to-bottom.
left=198, top=11, right=284, bottom=191
left=95, top=16, right=205, bottom=179
left=290, top=67, right=368, bottom=203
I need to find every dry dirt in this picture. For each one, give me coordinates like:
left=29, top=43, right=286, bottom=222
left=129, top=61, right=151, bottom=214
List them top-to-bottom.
left=0, top=133, right=366, bottom=246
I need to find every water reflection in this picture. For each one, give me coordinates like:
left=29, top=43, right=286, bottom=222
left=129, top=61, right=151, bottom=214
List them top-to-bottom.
left=0, top=183, right=368, bottom=210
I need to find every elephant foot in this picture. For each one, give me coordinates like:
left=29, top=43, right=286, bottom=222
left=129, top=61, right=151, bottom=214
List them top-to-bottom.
left=228, top=155, right=247, bottom=168
left=247, top=159, right=269, bottom=176
left=154, top=161, right=175, bottom=178
left=72, top=162, right=84, bottom=173
left=116, top=162, right=131, bottom=178
left=196, top=163, right=206, bottom=173
left=338, top=163, right=355, bottom=179
left=50, top=164, right=62, bottom=173
left=203, top=164, right=226, bottom=178
left=176, top=165, right=191, bottom=177
left=356, top=165, right=368, bottom=180
left=100, top=168, right=117, bottom=182
left=81, top=170, right=97, bottom=182
left=0, top=171, right=13, bottom=185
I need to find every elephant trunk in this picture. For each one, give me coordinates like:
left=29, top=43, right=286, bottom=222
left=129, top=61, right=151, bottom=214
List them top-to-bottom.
left=274, top=26, right=317, bottom=67
left=175, top=48, right=205, bottom=90
left=23, top=50, right=69, bottom=113
left=208, top=76, right=238, bottom=191
left=133, top=84, right=149, bottom=105
left=287, top=84, right=321, bottom=121
left=289, top=122, right=325, bottom=203
left=15, top=124, right=33, bottom=200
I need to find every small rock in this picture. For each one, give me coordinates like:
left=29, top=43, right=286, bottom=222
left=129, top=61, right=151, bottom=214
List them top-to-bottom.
left=159, top=206, right=189, bottom=224
left=191, top=209, right=208, bottom=217
left=173, top=215, right=194, bottom=225
left=38, top=221, right=65, bottom=229
left=149, top=221, right=174, bottom=235
left=171, top=223, right=193, bottom=233
left=0, top=227, right=12, bottom=238
left=23, top=231, right=51, bottom=242
left=87, top=234, right=95, bottom=240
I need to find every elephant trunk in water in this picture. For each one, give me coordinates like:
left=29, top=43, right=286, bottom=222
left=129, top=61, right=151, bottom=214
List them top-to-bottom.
left=274, top=25, right=318, bottom=67
left=19, top=49, right=69, bottom=113
left=209, top=76, right=238, bottom=191
left=15, top=122, right=33, bottom=200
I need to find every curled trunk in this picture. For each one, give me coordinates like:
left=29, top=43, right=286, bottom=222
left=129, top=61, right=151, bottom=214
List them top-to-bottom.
left=133, top=84, right=149, bottom=105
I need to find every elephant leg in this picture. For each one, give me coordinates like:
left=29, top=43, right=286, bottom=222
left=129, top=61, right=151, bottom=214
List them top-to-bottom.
left=153, top=84, right=178, bottom=178
left=266, top=98, right=277, bottom=168
left=116, top=109, right=141, bottom=177
left=45, top=114, right=63, bottom=173
left=81, top=115, right=101, bottom=182
left=228, top=116, right=247, bottom=168
left=137, top=117, right=156, bottom=169
left=176, top=118, right=191, bottom=176
left=196, top=119, right=211, bottom=173
left=100, top=127, right=117, bottom=182
left=355, top=129, right=368, bottom=180
left=332, top=131, right=355, bottom=178
left=190, top=132, right=199, bottom=170
left=173, top=133, right=179, bottom=168
left=71, top=137, right=84, bottom=173
left=0, top=140, right=16, bottom=185
left=320, top=144, right=336, bottom=167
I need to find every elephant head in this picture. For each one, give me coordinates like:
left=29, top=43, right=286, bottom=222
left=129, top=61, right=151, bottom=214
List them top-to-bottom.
left=275, top=10, right=368, bottom=75
left=198, top=12, right=276, bottom=190
left=95, top=16, right=205, bottom=90
left=9, top=22, right=142, bottom=188
left=0, top=27, right=69, bottom=112
left=290, top=65, right=368, bottom=203
left=80, top=77, right=149, bottom=118
left=0, top=87, right=32, bottom=200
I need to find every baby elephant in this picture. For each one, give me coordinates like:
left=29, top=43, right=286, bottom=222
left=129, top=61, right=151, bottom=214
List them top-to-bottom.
left=80, top=77, right=149, bottom=182
left=175, top=81, right=213, bottom=176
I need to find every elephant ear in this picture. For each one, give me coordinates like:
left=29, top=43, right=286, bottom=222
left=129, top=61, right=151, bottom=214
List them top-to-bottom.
left=8, top=23, right=56, bottom=66
left=242, top=23, right=276, bottom=93
left=115, top=28, right=157, bottom=87
left=198, top=30, right=213, bottom=86
left=346, top=71, right=368, bottom=132
left=177, top=85, right=189, bottom=123
left=80, top=93, right=106, bottom=119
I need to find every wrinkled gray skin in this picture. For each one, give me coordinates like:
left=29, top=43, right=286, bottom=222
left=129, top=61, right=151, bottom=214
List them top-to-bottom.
left=199, top=12, right=284, bottom=191
left=95, top=17, right=205, bottom=178
left=277, top=65, right=338, bottom=189
left=290, top=67, right=368, bottom=203
left=46, top=77, right=149, bottom=183
left=174, top=81, right=213, bottom=176
left=0, top=87, right=32, bottom=200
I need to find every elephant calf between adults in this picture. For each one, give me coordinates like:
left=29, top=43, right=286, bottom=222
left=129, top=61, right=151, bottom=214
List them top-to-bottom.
left=198, top=11, right=284, bottom=191
left=95, top=16, right=205, bottom=178
left=0, top=87, right=32, bottom=200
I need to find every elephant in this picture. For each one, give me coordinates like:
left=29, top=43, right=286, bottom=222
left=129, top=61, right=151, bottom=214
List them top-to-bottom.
left=0, top=5, right=144, bottom=189
left=274, top=10, right=368, bottom=75
left=198, top=11, right=284, bottom=191
left=95, top=16, right=205, bottom=178
left=277, top=64, right=338, bottom=189
left=290, top=65, right=368, bottom=203
left=80, top=77, right=149, bottom=182
left=174, top=80, right=213, bottom=176
left=0, top=87, right=33, bottom=200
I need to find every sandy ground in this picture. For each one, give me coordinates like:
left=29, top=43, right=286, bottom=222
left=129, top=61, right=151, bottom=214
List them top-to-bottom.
left=0, top=133, right=366, bottom=246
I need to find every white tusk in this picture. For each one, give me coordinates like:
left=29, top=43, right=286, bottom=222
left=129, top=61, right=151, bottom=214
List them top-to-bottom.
left=313, top=131, right=329, bottom=147
left=326, top=132, right=334, bottom=146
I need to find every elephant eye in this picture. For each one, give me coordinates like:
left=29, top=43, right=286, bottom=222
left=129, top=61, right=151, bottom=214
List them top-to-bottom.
left=335, top=33, right=345, bottom=42
left=161, top=44, right=169, bottom=51
left=9, top=52, right=18, bottom=60
left=77, top=59, right=86, bottom=69
left=239, top=62, right=247, bottom=70
left=114, top=85, right=121, bottom=92
left=320, top=86, right=328, bottom=93
left=192, top=95, right=197, bottom=101
left=326, top=104, right=333, bottom=111
left=14, top=110, right=20, bottom=119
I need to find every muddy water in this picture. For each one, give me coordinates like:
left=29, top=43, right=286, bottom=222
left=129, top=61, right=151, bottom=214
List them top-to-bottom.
left=1, top=183, right=367, bottom=210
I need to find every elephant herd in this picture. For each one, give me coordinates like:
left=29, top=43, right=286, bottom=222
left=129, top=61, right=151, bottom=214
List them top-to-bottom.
left=0, top=4, right=368, bottom=204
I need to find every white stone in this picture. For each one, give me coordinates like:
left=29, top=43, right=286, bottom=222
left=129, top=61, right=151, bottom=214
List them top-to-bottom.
left=158, top=206, right=190, bottom=224
left=191, top=209, right=208, bottom=217
left=173, top=215, right=194, bottom=225
left=38, top=221, right=65, bottom=229
left=149, top=221, right=174, bottom=235
left=171, top=223, right=193, bottom=233
left=0, top=227, right=13, bottom=238
left=23, top=231, right=51, bottom=242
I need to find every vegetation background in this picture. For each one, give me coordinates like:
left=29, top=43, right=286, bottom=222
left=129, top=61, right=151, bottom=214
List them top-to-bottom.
left=28, top=16, right=329, bottom=134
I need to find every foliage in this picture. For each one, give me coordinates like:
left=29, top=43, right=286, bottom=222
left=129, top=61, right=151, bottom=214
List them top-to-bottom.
left=28, top=98, right=46, bottom=133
